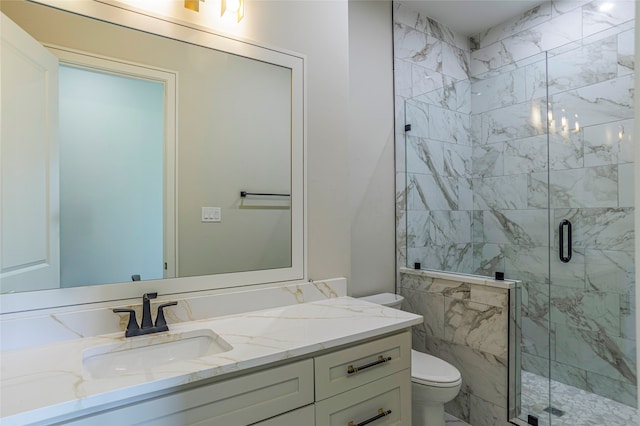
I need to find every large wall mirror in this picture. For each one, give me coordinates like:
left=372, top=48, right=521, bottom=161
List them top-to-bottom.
left=0, top=0, right=305, bottom=313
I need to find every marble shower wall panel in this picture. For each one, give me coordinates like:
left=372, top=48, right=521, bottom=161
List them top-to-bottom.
left=395, top=0, right=636, bottom=413
left=467, top=0, right=637, bottom=409
left=396, top=3, right=474, bottom=273
left=399, top=271, right=514, bottom=425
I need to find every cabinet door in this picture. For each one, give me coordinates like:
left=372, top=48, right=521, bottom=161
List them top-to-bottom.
left=315, top=331, right=410, bottom=400
left=58, top=359, right=313, bottom=426
left=315, top=369, right=411, bottom=426
left=250, top=405, right=315, bottom=426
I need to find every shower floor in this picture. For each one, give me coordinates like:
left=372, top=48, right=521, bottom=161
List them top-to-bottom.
left=520, top=371, right=638, bottom=426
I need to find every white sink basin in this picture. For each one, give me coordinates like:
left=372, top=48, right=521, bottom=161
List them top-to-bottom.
left=83, top=329, right=232, bottom=379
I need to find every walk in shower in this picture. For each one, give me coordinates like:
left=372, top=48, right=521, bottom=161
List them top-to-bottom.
left=394, top=1, right=636, bottom=425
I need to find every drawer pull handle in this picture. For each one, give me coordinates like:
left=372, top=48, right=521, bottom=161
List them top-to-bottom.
left=347, top=355, right=392, bottom=375
left=348, top=408, right=392, bottom=426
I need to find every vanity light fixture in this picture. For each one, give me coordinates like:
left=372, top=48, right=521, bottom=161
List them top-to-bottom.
left=184, top=0, right=204, bottom=12
left=221, top=0, right=244, bottom=22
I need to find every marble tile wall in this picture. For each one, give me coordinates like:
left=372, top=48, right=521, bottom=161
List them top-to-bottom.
left=394, top=0, right=636, bottom=414
left=469, top=0, right=637, bottom=409
left=399, top=270, right=517, bottom=425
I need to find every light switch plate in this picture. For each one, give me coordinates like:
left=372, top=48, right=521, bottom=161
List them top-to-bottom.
left=202, top=207, right=221, bottom=222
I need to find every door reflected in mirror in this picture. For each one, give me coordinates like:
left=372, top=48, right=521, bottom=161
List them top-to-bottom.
left=1, top=0, right=299, bottom=297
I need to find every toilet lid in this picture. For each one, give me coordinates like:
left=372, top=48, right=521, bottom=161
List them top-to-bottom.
left=359, top=293, right=404, bottom=306
left=411, top=350, right=461, bottom=387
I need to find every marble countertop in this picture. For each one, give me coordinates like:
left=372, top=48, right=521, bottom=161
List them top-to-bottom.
left=0, top=296, right=422, bottom=425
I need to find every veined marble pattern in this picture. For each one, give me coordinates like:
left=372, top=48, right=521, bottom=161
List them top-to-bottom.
left=395, top=0, right=636, bottom=417
left=551, top=0, right=591, bottom=18
left=582, top=0, right=636, bottom=37
left=472, top=2, right=552, bottom=50
left=471, top=8, right=582, bottom=76
left=426, top=16, right=470, bottom=51
left=394, top=22, right=442, bottom=71
left=617, top=28, right=635, bottom=76
left=546, top=35, right=618, bottom=95
left=442, top=42, right=471, bottom=81
left=411, top=63, right=451, bottom=98
left=471, top=67, right=527, bottom=113
left=548, top=74, right=635, bottom=128
left=414, top=80, right=471, bottom=113
left=404, top=99, right=430, bottom=138
left=479, top=100, right=547, bottom=144
left=428, top=105, right=472, bottom=145
left=583, top=118, right=635, bottom=167
left=583, top=120, right=623, bottom=167
left=548, top=130, right=584, bottom=170
left=406, top=135, right=444, bottom=175
left=504, top=135, right=549, bottom=174
left=444, top=143, right=472, bottom=177
left=472, top=143, right=504, bottom=177
left=543, top=165, right=619, bottom=209
left=529, top=168, right=612, bottom=210
left=407, top=173, right=458, bottom=210
left=473, top=175, right=528, bottom=210
left=554, top=207, right=634, bottom=251
left=483, top=209, right=549, bottom=246
left=407, top=210, right=472, bottom=246
left=472, top=243, right=506, bottom=277
left=407, top=244, right=474, bottom=274
left=504, top=245, right=551, bottom=285
left=549, top=247, right=587, bottom=289
left=400, top=272, right=515, bottom=425
left=0, top=278, right=348, bottom=352
left=550, top=287, right=621, bottom=335
left=1, top=297, right=422, bottom=424
left=444, top=298, right=508, bottom=358
left=555, top=323, right=636, bottom=385
left=426, top=337, right=508, bottom=407
left=520, top=371, right=638, bottom=426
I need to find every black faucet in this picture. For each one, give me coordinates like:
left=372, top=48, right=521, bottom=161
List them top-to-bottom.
left=113, top=292, right=178, bottom=338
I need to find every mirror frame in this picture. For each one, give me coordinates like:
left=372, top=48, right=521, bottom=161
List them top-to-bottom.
left=1, top=0, right=306, bottom=314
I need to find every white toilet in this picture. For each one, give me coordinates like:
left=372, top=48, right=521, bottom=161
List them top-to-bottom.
left=359, top=293, right=462, bottom=426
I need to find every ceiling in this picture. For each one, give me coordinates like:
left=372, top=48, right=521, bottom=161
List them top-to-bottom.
left=401, top=0, right=547, bottom=36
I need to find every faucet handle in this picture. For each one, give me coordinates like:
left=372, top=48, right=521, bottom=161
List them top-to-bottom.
left=143, top=292, right=158, bottom=301
left=155, top=301, right=178, bottom=330
left=113, top=308, right=141, bottom=337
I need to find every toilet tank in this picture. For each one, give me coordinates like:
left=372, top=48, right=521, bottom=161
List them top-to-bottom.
left=358, top=292, right=404, bottom=309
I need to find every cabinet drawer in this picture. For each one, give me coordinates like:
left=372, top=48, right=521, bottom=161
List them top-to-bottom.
left=314, top=331, right=410, bottom=400
left=60, top=359, right=314, bottom=426
left=315, top=369, right=411, bottom=426
left=250, top=404, right=315, bottom=426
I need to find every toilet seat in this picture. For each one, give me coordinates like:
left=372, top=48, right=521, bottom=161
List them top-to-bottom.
left=411, top=350, right=461, bottom=388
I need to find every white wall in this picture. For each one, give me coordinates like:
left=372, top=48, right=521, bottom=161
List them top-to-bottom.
left=347, top=0, right=396, bottom=296
left=241, top=1, right=352, bottom=283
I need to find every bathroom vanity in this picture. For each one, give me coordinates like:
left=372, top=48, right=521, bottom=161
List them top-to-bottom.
left=0, top=292, right=421, bottom=425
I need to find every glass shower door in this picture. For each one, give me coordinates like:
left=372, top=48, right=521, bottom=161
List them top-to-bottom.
left=545, top=24, right=637, bottom=425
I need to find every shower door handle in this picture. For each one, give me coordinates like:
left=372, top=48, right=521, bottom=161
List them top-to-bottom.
left=559, top=219, right=572, bottom=263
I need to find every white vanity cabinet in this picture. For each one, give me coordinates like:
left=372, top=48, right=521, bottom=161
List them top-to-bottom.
left=21, top=330, right=413, bottom=426
left=314, top=331, right=412, bottom=426
left=57, top=360, right=315, bottom=426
